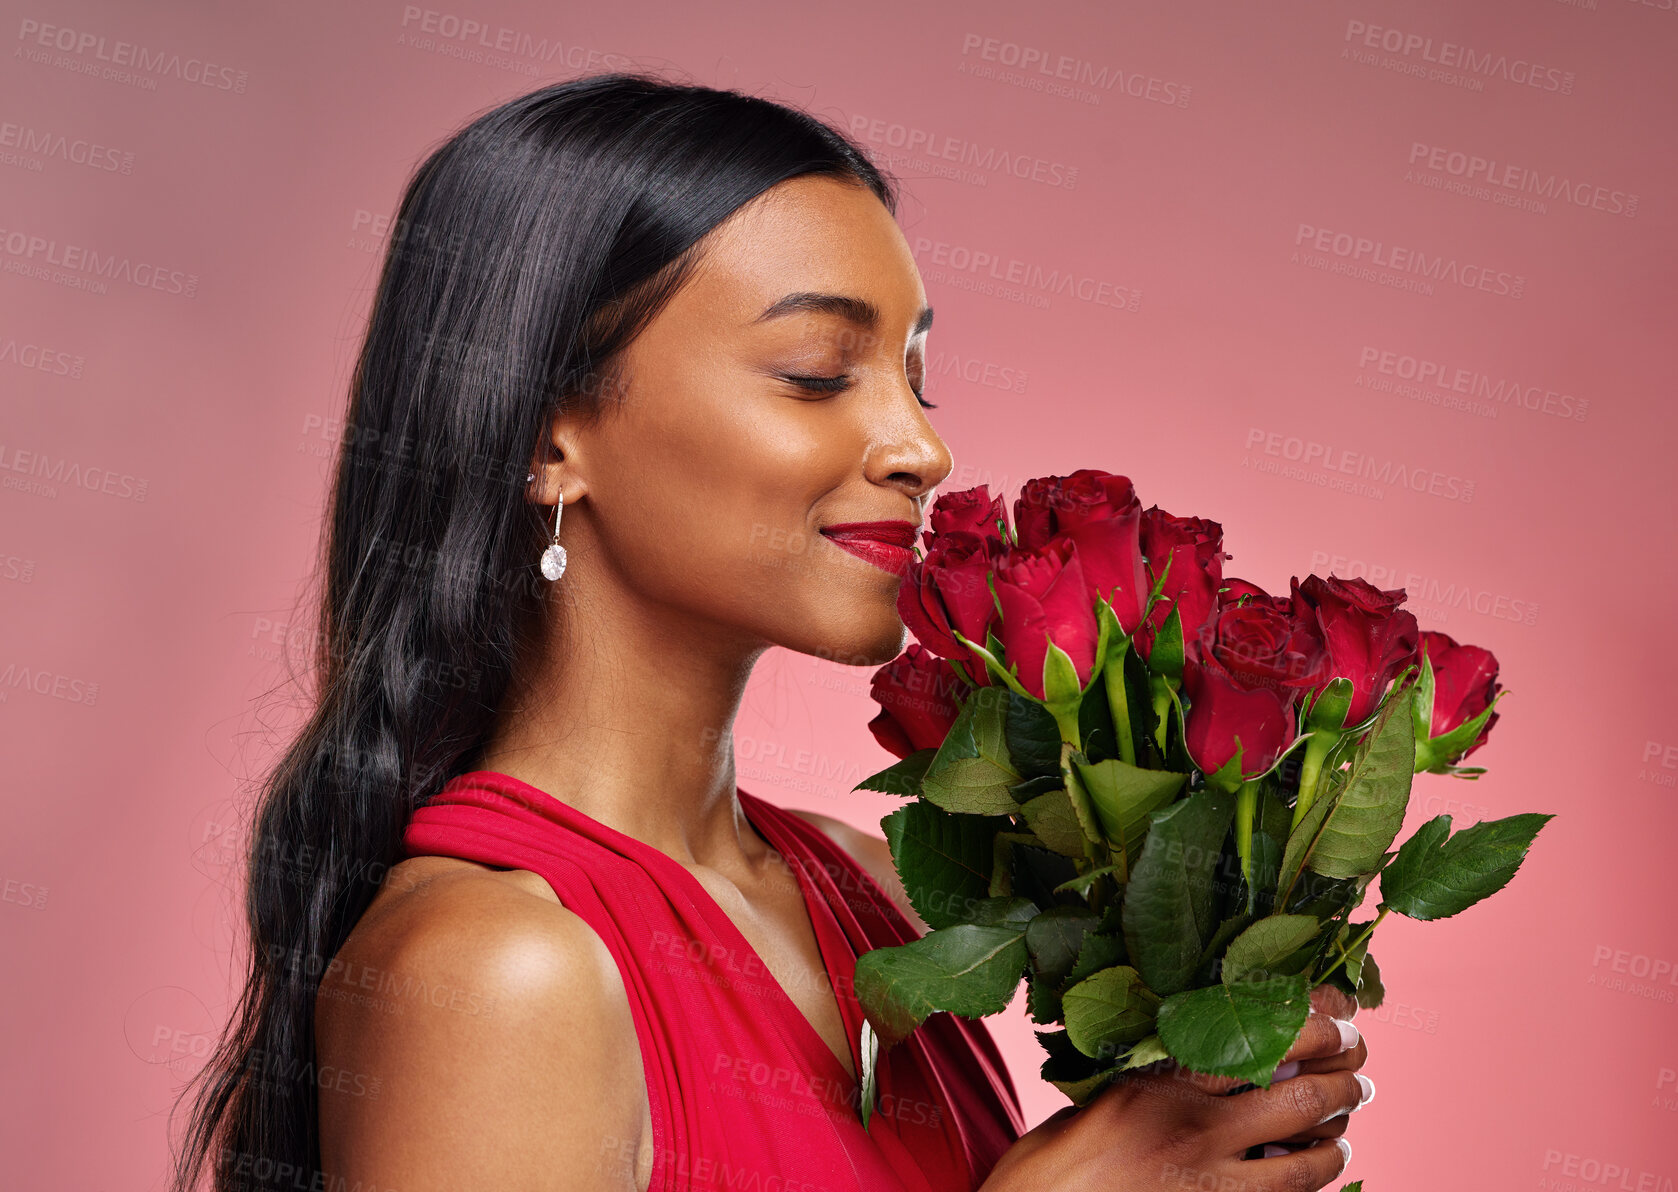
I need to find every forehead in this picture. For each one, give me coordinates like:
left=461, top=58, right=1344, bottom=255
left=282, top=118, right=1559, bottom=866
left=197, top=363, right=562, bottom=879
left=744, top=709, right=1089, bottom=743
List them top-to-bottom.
left=680, top=175, right=923, bottom=328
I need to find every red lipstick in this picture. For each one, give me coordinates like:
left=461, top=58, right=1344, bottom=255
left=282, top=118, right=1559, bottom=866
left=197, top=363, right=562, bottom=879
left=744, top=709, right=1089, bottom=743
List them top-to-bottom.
left=818, top=520, right=919, bottom=577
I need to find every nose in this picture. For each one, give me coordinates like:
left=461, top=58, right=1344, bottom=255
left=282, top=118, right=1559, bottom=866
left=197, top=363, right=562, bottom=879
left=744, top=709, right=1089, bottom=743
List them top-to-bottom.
left=865, top=388, right=953, bottom=506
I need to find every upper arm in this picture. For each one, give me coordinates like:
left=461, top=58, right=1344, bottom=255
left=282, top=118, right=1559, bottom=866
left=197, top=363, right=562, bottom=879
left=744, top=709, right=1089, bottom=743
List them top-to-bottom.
left=790, top=808, right=929, bottom=936
left=315, top=873, right=646, bottom=1190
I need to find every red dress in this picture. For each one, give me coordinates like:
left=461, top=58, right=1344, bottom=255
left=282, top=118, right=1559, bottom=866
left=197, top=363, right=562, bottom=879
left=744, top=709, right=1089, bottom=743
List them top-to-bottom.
left=401, top=770, right=1026, bottom=1192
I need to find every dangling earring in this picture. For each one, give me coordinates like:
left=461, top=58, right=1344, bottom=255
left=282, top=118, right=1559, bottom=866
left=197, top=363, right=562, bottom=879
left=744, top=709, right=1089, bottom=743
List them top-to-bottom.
left=528, top=472, right=568, bottom=582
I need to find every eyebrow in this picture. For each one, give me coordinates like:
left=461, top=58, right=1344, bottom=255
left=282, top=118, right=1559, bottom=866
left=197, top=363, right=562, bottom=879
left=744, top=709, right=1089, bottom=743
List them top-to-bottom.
left=752, top=291, right=934, bottom=336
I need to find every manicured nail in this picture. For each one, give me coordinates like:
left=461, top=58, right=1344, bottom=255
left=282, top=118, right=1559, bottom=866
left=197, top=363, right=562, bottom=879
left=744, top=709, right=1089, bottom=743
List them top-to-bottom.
left=1334, top=1017, right=1360, bottom=1052
left=1272, top=1060, right=1301, bottom=1082
left=1355, top=1073, right=1376, bottom=1106
left=1336, top=1137, right=1353, bottom=1164
left=1262, top=1144, right=1289, bottom=1158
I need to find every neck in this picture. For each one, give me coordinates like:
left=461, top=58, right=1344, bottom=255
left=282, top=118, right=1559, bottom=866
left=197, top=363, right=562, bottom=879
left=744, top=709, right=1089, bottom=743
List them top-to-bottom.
left=477, top=566, right=770, bottom=870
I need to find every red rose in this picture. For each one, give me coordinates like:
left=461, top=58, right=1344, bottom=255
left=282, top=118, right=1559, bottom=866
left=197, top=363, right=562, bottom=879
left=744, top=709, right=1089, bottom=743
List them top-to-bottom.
left=1013, top=469, right=1150, bottom=634
left=926, top=485, right=1008, bottom=553
left=1138, top=508, right=1228, bottom=663
left=897, top=530, right=1002, bottom=667
left=992, top=536, right=1100, bottom=700
left=1290, top=574, right=1421, bottom=727
left=1217, top=576, right=1287, bottom=612
left=1204, top=578, right=1331, bottom=691
left=1203, top=603, right=1321, bottom=695
left=1419, top=630, right=1501, bottom=760
left=867, top=644, right=967, bottom=759
left=1183, top=650, right=1298, bottom=777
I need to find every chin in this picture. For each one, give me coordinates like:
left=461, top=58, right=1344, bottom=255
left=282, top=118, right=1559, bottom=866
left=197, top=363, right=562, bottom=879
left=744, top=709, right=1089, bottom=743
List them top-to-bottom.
left=810, top=615, right=908, bottom=670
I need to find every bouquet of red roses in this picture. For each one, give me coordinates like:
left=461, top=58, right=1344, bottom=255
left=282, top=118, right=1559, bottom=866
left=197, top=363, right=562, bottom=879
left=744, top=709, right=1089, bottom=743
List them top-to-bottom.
left=851, top=469, right=1550, bottom=1136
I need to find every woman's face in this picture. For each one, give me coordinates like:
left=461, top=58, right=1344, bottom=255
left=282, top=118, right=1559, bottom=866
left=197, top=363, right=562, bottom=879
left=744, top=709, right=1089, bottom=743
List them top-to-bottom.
left=549, top=173, right=954, bottom=669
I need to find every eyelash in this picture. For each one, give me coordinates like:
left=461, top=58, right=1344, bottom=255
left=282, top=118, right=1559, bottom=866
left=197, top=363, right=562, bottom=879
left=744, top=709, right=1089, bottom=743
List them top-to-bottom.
left=784, top=373, right=937, bottom=409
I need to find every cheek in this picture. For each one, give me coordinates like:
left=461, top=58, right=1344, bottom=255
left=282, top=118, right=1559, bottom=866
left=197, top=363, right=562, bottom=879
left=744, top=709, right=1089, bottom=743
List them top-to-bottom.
left=588, top=404, right=832, bottom=601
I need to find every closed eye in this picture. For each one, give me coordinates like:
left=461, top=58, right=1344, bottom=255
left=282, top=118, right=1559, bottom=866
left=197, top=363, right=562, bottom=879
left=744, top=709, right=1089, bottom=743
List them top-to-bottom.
left=782, top=373, right=937, bottom=409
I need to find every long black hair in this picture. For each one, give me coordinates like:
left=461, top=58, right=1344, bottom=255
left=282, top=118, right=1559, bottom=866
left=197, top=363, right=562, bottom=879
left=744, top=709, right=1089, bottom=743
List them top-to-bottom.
left=169, top=70, right=897, bottom=1192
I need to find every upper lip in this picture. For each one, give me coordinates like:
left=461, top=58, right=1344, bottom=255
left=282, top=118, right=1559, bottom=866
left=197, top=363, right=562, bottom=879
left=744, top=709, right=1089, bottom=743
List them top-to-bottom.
left=819, top=520, right=920, bottom=548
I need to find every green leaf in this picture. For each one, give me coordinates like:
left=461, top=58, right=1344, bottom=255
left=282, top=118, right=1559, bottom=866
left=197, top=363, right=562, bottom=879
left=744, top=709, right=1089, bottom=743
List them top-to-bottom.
left=1149, top=606, right=1186, bottom=684
left=1041, top=637, right=1085, bottom=711
left=1118, top=637, right=1158, bottom=765
left=1412, top=651, right=1436, bottom=744
left=1075, top=671, right=1117, bottom=764
left=1304, top=677, right=1355, bottom=733
left=920, top=686, right=1023, bottom=815
left=1280, top=688, right=1417, bottom=894
left=1000, top=691, right=1053, bottom=785
left=1415, top=691, right=1507, bottom=773
left=1058, top=746, right=1106, bottom=852
left=855, top=747, right=937, bottom=796
left=1203, top=749, right=1244, bottom=795
left=1075, top=757, right=1189, bottom=866
left=1009, top=773, right=1064, bottom=802
left=1255, top=784, right=1293, bottom=842
left=1121, top=786, right=1238, bottom=996
left=1019, top=787, right=1090, bottom=859
left=881, top=800, right=1010, bottom=930
left=1381, top=812, right=1554, bottom=921
left=1244, top=830, right=1282, bottom=918
left=987, top=831, right=1038, bottom=899
left=1011, top=843, right=1082, bottom=911
left=1053, top=863, right=1122, bottom=898
left=968, top=895, right=1040, bottom=928
left=1026, top=906, right=1102, bottom=989
left=1193, top=912, right=1253, bottom=986
left=1220, top=915, right=1322, bottom=985
left=1327, top=918, right=1375, bottom=992
left=854, top=923, right=1030, bottom=1047
left=1064, top=928, right=1128, bottom=985
left=1356, top=950, right=1385, bottom=1010
left=1063, top=965, right=1161, bottom=1060
left=1026, top=968, right=1064, bottom=1024
left=1156, top=973, right=1312, bottom=1085
left=1037, top=1027, right=1122, bottom=1104
left=1118, top=1033, right=1170, bottom=1070
left=1045, top=1064, right=1124, bottom=1106
left=1341, top=1183, right=1364, bottom=1192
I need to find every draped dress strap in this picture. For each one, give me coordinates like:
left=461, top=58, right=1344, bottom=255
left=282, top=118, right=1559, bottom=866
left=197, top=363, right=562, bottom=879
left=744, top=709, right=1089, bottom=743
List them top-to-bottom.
left=400, top=770, right=1024, bottom=1191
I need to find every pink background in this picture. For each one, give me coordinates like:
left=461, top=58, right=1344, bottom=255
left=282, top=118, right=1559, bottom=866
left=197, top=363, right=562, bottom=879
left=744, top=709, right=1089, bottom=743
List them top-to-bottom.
left=3, top=1, right=1675, bottom=1187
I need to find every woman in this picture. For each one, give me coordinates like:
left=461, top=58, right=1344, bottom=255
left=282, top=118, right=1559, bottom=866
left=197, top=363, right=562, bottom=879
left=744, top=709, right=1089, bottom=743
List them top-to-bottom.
left=170, top=72, right=1371, bottom=1192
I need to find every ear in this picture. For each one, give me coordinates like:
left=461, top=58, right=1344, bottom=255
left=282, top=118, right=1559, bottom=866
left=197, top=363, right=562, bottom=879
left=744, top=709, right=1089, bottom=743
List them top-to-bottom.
left=527, top=406, right=594, bottom=509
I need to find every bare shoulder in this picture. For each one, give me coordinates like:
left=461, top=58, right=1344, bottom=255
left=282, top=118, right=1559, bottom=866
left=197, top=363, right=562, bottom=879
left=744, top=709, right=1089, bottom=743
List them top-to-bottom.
left=785, top=807, right=928, bottom=935
left=314, top=856, right=649, bottom=1190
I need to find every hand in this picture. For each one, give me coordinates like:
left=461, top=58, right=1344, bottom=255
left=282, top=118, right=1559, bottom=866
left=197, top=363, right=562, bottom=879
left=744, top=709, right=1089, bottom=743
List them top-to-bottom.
left=1249, top=983, right=1372, bottom=1157
left=979, top=985, right=1371, bottom=1191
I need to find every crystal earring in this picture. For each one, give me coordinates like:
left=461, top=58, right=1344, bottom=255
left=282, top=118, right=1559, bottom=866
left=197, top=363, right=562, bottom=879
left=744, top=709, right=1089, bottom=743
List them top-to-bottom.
left=528, top=472, right=568, bottom=582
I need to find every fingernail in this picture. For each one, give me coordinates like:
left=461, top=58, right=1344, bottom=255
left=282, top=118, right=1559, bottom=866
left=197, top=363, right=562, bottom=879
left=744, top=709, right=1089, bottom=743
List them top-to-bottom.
left=1334, top=1017, right=1360, bottom=1052
left=1271, top=1060, right=1301, bottom=1082
left=1355, top=1073, right=1375, bottom=1107
left=1336, top=1137, right=1353, bottom=1164
left=1262, top=1144, right=1289, bottom=1158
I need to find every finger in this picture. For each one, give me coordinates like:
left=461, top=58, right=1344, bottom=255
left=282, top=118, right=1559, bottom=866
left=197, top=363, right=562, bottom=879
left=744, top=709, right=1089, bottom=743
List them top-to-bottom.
left=1310, top=982, right=1359, bottom=1022
left=1281, top=1009, right=1360, bottom=1066
left=1128, top=1011, right=1360, bottom=1100
left=1291, top=1031, right=1367, bottom=1078
left=1217, top=1070, right=1370, bottom=1153
left=1272, top=1112, right=1351, bottom=1145
left=1242, top=1136, right=1352, bottom=1186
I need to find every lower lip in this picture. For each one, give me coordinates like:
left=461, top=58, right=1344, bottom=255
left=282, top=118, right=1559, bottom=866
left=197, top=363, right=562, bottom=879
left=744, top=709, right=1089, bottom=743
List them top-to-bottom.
left=820, top=532, right=913, bottom=576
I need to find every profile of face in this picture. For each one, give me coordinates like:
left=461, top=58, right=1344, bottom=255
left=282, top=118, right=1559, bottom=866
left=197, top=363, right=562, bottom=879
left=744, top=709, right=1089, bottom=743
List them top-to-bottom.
left=537, top=174, right=954, bottom=670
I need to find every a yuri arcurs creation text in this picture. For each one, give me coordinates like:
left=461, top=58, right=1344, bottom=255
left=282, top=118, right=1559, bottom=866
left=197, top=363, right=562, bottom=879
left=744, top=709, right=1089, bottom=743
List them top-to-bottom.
left=850, top=470, right=1551, bottom=1158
